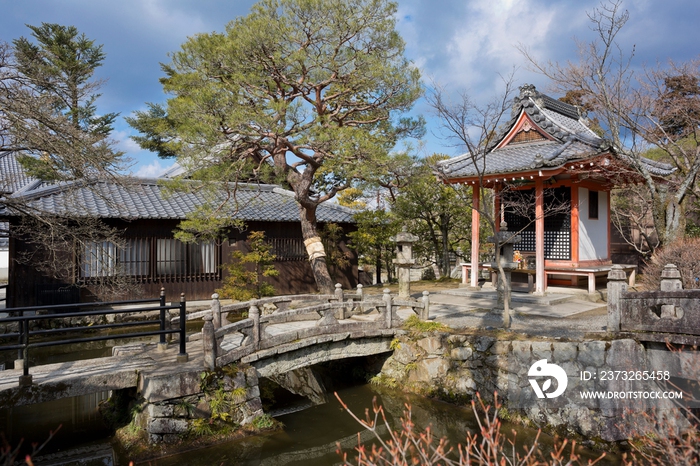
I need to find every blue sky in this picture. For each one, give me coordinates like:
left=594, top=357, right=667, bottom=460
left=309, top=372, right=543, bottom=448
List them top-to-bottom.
left=2, top=0, right=698, bottom=177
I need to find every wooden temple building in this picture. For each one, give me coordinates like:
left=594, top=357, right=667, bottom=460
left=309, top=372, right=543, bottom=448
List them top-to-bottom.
left=437, top=84, right=675, bottom=295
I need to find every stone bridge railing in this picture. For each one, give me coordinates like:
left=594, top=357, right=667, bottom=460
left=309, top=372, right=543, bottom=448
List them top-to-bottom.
left=607, top=263, right=700, bottom=345
left=196, top=285, right=430, bottom=370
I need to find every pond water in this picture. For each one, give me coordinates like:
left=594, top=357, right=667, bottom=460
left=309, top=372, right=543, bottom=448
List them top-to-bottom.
left=144, top=383, right=616, bottom=466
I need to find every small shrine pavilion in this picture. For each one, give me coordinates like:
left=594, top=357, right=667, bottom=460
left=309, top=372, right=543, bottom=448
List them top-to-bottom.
left=437, top=84, right=674, bottom=295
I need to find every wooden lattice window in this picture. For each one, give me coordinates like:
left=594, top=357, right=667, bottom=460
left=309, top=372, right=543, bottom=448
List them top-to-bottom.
left=502, top=187, right=571, bottom=260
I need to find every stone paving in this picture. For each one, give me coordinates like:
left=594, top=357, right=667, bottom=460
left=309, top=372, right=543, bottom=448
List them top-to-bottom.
left=422, top=287, right=609, bottom=339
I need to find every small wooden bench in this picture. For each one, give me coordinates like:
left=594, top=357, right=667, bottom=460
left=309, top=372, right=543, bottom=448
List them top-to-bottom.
left=460, top=262, right=491, bottom=285
left=463, top=262, right=637, bottom=294
left=463, top=263, right=536, bottom=292
left=544, top=265, right=636, bottom=294
left=488, top=267, right=536, bottom=293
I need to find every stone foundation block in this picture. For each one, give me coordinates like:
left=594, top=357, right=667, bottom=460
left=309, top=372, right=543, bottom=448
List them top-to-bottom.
left=447, top=335, right=467, bottom=346
left=417, top=336, right=444, bottom=355
left=475, top=336, right=495, bottom=352
left=491, top=341, right=511, bottom=355
left=511, top=341, right=531, bottom=363
left=578, top=341, right=606, bottom=367
left=531, top=342, right=552, bottom=360
left=552, top=342, right=578, bottom=363
left=394, top=343, right=419, bottom=365
left=450, top=347, right=473, bottom=361
left=484, top=355, right=508, bottom=370
left=411, top=358, right=449, bottom=381
left=140, top=371, right=201, bottom=402
left=246, top=385, right=260, bottom=400
left=194, top=400, right=211, bottom=418
left=147, top=404, right=174, bottom=418
left=148, top=418, right=188, bottom=435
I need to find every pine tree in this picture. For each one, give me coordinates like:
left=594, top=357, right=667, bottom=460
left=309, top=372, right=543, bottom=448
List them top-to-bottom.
left=217, top=231, right=279, bottom=301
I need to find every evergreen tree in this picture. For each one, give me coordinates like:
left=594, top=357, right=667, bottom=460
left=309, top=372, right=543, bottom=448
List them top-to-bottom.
left=127, top=0, right=423, bottom=293
left=1, top=23, right=122, bottom=181
left=217, top=231, right=279, bottom=301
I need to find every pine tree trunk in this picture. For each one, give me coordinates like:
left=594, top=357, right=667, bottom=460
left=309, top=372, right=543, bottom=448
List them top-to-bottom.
left=299, top=203, right=334, bottom=294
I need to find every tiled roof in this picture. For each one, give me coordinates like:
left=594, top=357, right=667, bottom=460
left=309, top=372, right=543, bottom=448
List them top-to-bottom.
left=437, top=84, right=675, bottom=179
left=0, top=152, right=37, bottom=194
left=8, top=178, right=355, bottom=224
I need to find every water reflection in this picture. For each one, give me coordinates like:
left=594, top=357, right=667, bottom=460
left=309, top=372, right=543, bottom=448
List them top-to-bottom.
left=0, top=391, right=112, bottom=460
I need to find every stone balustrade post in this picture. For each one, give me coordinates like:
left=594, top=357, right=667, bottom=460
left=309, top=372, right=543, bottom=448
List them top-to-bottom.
left=660, top=263, right=683, bottom=318
left=660, top=264, right=683, bottom=291
left=607, top=265, right=628, bottom=333
left=334, top=283, right=344, bottom=301
left=335, top=283, right=345, bottom=319
left=356, top=284, right=364, bottom=315
left=356, top=284, right=364, bottom=301
left=383, top=288, right=393, bottom=328
left=421, top=291, right=430, bottom=321
left=211, top=293, right=222, bottom=330
left=249, top=300, right=261, bottom=349
left=202, top=314, right=217, bottom=370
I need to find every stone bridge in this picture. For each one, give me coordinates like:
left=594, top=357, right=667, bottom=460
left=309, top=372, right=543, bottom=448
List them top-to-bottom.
left=0, top=286, right=427, bottom=408
left=199, top=286, right=427, bottom=371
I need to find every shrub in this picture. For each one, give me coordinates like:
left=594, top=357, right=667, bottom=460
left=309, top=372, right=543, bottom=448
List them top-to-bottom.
left=217, top=231, right=279, bottom=300
left=639, top=237, right=700, bottom=290
left=403, top=314, right=448, bottom=332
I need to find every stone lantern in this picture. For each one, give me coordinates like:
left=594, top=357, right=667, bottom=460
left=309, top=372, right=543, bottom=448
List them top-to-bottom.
left=486, top=221, right=521, bottom=312
left=392, top=226, right=419, bottom=299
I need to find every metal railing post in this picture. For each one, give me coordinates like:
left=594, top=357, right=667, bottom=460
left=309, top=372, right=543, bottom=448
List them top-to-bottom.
left=158, top=288, right=167, bottom=351
left=177, top=293, right=188, bottom=363
left=16, top=310, right=23, bottom=364
left=19, top=319, right=32, bottom=387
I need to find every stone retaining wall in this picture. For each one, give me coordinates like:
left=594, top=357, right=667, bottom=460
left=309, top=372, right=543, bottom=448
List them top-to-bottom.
left=379, top=332, right=693, bottom=441
left=136, top=364, right=263, bottom=444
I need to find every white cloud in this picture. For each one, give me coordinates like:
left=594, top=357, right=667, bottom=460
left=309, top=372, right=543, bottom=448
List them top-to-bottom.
left=445, top=0, right=556, bottom=91
left=112, top=129, right=142, bottom=155
left=133, top=159, right=174, bottom=178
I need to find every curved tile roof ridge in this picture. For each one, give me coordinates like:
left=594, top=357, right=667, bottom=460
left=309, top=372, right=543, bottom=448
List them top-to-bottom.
left=485, top=84, right=604, bottom=152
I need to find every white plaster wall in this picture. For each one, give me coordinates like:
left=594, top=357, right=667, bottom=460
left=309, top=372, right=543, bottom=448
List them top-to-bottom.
left=578, top=187, right=608, bottom=260
left=0, top=249, right=7, bottom=281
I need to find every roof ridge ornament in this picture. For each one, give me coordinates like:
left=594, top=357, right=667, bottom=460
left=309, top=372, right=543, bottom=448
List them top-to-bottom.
left=531, top=153, right=544, bottom=169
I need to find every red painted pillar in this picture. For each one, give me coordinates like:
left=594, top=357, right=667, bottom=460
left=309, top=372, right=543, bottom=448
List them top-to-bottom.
left=535, top=178, right=545, bottom=295
left=470, top=184, right=480, bottom=288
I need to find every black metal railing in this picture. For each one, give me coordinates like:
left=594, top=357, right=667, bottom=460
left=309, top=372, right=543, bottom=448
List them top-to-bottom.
left=0, top=289, right=187, bottom=385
